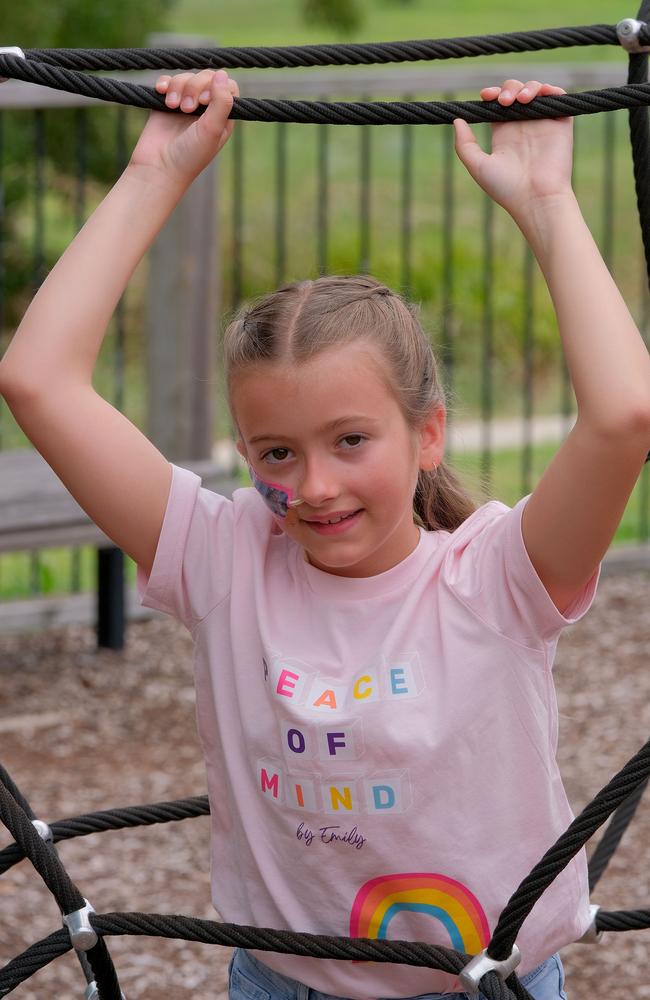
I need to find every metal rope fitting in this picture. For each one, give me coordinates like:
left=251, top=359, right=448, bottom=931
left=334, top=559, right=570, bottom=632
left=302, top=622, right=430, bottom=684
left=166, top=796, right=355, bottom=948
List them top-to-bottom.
left=616, top=19, right=650, bottom=53
left=0, top=46, right=26, bottom=83
left=31, top=818, right=54, bottom=843
left=63, top=899, right=98, bottom=951
left=577, top=904, right=603, bottom=944
left=458, top=944, right=521, bottom=995
left=85, top=982, right=126, bottom=1000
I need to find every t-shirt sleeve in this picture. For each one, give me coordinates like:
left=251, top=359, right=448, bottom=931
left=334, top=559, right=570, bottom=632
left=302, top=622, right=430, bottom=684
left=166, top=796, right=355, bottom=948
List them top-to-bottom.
left=136, top=463, right=234, bottom=631
left=441, top=493, right=600, bottom=651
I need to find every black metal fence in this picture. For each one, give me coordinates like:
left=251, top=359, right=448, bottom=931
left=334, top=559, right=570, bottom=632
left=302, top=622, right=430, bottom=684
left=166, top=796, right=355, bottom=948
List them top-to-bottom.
left=0, top=62, right=648, bottom=604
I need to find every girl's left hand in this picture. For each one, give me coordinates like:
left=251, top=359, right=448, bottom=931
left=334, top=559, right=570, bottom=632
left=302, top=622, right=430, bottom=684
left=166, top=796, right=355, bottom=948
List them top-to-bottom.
left=453, top=80, right=574, bottom=222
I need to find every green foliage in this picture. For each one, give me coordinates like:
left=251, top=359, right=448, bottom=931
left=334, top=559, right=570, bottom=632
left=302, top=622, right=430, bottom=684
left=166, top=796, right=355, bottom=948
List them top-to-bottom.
left=1, top=0, right=175, bottom=331
left=5, top=0, right=176, bottom=48
left=301, top=0, right=364, bottom=34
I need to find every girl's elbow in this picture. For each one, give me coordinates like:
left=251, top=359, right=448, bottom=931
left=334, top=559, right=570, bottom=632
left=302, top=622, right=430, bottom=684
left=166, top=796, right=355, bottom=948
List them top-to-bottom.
left=0, top=362, right=24, bottom=403
left=621, top=401, right=650, bottom=438
left=602, top=404, right=650, bottom=454
left=578, top=405, right=650, bottom=452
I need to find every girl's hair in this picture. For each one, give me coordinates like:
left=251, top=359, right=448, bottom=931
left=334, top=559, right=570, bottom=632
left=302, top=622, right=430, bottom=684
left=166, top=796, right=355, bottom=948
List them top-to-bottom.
left=222, top=275, right=478, bottom=532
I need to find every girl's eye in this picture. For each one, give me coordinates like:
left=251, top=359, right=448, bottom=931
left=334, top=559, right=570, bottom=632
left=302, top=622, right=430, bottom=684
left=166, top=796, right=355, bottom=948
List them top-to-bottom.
left=339, top=434, right=365, bottom=448
left=261, top=436, right=365, bottom=463
left=261, top=447, right=292, bottom=464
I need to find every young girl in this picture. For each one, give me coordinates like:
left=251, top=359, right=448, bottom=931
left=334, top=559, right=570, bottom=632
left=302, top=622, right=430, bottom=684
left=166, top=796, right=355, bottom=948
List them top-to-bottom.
left=1, top=68, right=649, bottom=1000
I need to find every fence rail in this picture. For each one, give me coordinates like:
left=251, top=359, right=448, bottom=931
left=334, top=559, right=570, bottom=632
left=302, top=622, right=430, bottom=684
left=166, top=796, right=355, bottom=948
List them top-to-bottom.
left=0, top=62, right=648, bottom=607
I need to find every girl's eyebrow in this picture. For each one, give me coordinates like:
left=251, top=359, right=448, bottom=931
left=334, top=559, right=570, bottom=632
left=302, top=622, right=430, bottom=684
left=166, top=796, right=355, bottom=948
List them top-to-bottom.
left=248, top=415, right=381, bottom=444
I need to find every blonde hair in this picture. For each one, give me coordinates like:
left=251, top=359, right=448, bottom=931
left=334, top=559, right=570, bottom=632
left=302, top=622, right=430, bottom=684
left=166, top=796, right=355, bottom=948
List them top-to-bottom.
left=222, top=275, right=477, bottom=532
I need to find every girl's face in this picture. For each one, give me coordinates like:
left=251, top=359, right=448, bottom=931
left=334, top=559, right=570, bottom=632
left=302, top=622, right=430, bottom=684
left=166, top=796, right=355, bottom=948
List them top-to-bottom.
left=232, top=342, right=445, bottom=577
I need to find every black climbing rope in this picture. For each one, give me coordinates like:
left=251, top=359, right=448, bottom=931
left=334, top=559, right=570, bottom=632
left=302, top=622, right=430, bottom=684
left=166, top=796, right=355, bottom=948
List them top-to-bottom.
left=1, top=15, right=650, bottom=996
left=18, top=25, right=632, bottom=70
left=7, top=51, right=650, bottom=126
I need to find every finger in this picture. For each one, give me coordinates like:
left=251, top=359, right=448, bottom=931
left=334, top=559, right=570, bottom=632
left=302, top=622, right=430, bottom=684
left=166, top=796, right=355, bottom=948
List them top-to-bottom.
left=181, top=69, right=229, bottom=111
left=197, top=70, right=225, bottom=105
left=163, top=71, right=198, bottom=109
left=155, top=74, right=171, bottom=92
left=200, top=74, right=235, bottom=138
left=217, top=78, right=240, bottom=144
left=497, top=79, right=524, bottom=105
left=517, top=80, right=542, bottom=103
left=539, top=83, right=566, bottom=96
left=480, top=86, right=500, bottom=102
left=452, top=118, right=485, bottom=179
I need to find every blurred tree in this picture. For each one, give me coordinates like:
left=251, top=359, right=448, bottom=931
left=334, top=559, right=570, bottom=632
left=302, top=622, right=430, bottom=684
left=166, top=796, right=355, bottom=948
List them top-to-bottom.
left=1, top=0, right=175, bottom=328
left=5, top=0, right=176, bottom=49
left=301, top=0, right=364, bottom=34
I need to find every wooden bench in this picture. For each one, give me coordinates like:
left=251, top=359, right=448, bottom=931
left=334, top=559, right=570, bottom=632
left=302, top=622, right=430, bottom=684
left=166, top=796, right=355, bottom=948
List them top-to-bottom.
left=0, top=449, right=240, bottom=649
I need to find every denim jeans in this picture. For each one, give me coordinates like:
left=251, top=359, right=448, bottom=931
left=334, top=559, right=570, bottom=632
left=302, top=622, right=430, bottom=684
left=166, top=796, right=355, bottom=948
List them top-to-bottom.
left=228, top=947, right=569, bottom=1000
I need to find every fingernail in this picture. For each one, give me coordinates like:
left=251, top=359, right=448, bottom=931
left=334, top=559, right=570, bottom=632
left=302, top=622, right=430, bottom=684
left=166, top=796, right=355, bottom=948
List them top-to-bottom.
left=158, top=79, right=168, bottom=90
left=520, top=87, right=529, bottom=97
left=199, top=89, right=211, bottom=102
left=500, top=90, right=511, bottom=100
left=167, top=91, right=179, bottom=105
left=181, top=96, right=195, bottom=110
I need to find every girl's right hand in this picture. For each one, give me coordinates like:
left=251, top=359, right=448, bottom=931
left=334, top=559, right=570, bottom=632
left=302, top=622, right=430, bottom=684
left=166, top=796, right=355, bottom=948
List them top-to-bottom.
left=129, top=69, right=239, bottom=189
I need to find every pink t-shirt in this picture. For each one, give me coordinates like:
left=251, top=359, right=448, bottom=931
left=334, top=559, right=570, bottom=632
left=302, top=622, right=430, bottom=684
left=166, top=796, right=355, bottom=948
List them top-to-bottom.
left=138, top=463, right=599, bottom=998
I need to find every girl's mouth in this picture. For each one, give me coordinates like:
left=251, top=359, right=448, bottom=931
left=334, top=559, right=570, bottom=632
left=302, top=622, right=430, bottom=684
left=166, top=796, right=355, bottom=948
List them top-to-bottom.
left=303, top=509, right=364, bottom=535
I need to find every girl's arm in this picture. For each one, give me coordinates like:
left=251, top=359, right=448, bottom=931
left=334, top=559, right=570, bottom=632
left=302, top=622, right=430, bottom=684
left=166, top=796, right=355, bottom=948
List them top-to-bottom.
left=0, top=70, right=238, bottom=578
left=454, top=80, right=650, bottom=614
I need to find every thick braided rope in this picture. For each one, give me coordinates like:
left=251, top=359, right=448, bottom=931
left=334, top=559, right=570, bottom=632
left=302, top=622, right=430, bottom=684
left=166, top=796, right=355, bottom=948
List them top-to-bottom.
left=628, top=1, right=650, bottom=294
left=22, top=25, right=622, bottom=70
left=9, top=52, right=650, bottom=125
left=488, top=736, right=650, bottom=960
left=5, top=738, right=650, bottom=997
left=3, top=740, right=650, bottom=998
left=0, top=764, right=36, bottom=821
left=0, top=772, right=530, bottom=998
left=588, top=778, right=649, bottom=890
left=0, top=782, right=85, bottom=915
left=0, top=782, right=124, bottom=998
left=0, top=796, right=209, bottom=875
left=0, top=901, right=122, bottom=1000
left=598, top=908, right=650, bottom=931
left=3, top=909, right=648, bottom=1000
left=0, top=914, right=532, bottom=1000
left=0, top=930, right=71, bottom=997
left=83, top=940, right=123, bottom=1000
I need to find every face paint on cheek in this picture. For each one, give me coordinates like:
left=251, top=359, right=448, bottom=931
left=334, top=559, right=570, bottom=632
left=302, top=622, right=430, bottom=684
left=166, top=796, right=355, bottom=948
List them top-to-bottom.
left=248, top=466, right=304, bottom=526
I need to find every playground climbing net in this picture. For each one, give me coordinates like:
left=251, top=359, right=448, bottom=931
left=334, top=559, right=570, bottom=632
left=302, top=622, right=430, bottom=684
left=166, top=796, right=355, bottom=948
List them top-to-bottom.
left=2, top=7, right=650, bottom=999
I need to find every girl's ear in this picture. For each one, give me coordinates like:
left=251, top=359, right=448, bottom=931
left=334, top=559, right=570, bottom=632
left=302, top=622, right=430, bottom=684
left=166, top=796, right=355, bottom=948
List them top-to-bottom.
left=418, top=405, right=446, bottom=471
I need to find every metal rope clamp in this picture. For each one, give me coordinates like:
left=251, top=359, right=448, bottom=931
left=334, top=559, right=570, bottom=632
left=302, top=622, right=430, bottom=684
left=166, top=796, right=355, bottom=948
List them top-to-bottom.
left=616, top=19, right=650, bottom=53
left=0, top=46, right=26, bottom=83
left=31, top=818, right=54, bottom=844
left=63, top=899, right=98, bottom=951
left=577, top=904, right=603, bottom=944
left=458, top=944, right=521, bottom=995
left=85, top=982, right=127, bottom=1000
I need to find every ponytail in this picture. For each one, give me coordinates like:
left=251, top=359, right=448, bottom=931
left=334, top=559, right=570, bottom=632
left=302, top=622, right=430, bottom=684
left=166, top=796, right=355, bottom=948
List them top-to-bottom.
left=414, top=462, right=478, bottom=531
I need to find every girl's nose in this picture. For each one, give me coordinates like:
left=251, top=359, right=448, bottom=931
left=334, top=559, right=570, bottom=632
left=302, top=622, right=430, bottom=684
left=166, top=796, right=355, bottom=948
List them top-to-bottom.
left=298, top=458, right=338, bottom=508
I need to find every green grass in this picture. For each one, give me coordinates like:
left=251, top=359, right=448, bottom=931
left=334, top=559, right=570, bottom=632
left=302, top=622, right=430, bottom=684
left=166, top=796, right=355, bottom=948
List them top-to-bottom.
left=167, top=0, right=631, bottom=55
left=1, top=444, right=647, bottom=600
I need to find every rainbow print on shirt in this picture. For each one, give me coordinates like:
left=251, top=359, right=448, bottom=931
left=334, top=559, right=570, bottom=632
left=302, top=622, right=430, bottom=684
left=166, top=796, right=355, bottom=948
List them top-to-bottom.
left=349, top=872, right=490, bottom=955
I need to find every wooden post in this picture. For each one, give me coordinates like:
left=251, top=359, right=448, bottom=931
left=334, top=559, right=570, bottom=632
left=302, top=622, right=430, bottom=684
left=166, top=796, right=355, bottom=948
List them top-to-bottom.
left=145, top=33, right=220, bottom=462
